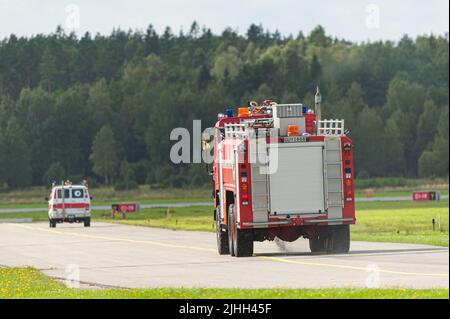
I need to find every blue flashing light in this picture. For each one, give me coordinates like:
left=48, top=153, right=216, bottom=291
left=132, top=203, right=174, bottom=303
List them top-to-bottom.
left=302, top=105, right=308, bottom=113
left=225, top=108, right=234, bottom=118
left=345, top=168, right=352, bottom=173
left=241, top=172, right=247, bottom=177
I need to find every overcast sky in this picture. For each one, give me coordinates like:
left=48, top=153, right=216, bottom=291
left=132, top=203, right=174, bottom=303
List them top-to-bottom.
left=0, top=0, right=448, bottom=42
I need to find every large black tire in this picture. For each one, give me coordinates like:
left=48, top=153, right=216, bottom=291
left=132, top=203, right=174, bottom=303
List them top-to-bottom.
left=227, top=204, right=253, bottom=257
left=228, top=204, right=235, bottom=256
left=216, top=209, right=229, bottom=255
left=84, top=217, right=91, bottom=227
left=49, top=219, right=56, bottom=228
left=309, top=225, right=350, bottom=254
left=328, top=225, right=350, bottom=254
left=233, top=227, right=254, bottom=257
left=309, top=236, right=327, bottom=253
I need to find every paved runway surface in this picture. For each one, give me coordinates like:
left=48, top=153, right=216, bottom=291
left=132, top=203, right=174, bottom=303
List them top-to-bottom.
left=0, top=195, right=448, bottom=214
left=0, top=222, right=448, bottom=289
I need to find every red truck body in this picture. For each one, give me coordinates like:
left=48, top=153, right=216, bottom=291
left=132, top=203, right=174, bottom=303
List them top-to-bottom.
left=210, top=101, right=356, bottom=257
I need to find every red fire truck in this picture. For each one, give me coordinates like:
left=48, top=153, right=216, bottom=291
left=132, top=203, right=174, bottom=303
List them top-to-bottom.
left=208, top=89, right=355, bottom=257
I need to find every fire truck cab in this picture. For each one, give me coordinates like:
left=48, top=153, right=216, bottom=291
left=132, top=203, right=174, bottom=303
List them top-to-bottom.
left=209, top=91, right=355, bottom=257
left=47, top=181, right=92, bottom=228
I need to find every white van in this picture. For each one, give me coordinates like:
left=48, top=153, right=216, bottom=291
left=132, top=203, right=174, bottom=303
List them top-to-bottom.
left=47, top=183, right=92, bottom=228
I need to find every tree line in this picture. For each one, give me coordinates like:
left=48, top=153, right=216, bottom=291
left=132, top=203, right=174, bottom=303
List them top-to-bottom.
left=0, top=23, right=448, bottom=190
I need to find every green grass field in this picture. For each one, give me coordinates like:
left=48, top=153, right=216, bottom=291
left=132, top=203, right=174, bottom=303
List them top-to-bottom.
left=1, top=182, right=448, bottom=209
left=0, top=185, right=212, bottom=208
left=354, top=189, right=449, bottom=198
left=2, top=200, right=448, bottom=247
left=1, top=268, right=447, bottom=299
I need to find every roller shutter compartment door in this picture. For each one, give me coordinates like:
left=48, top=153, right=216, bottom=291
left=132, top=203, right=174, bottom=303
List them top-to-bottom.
left=268, top=144, right=325, bottom=215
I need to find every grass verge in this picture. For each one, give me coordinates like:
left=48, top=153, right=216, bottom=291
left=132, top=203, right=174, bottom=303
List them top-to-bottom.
left=1, top=183, right=447, bottom=208
left=0, top=185, right=211, bottom=208
left=1, top=268, right=447, bottom=299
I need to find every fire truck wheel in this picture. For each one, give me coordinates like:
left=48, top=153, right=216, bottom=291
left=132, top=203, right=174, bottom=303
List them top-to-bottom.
left=227, top=204, right=235, bottom=256
left=227, top=205, right=253, bottom=257
left=216, top=213, right=229, bottom=255
left=84, top=218, right=91, bottom=227
left=49, top=219, right=56, bottom=228
left=328, top=225, right=350, bottom=254
left=233, top=228, right=254, bottom=257
left=309, top=237, right=327, bottom=253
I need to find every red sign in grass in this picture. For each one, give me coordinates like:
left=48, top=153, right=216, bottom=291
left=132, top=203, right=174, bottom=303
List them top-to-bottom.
left=412, top=191, right=440, bottom=201
left=112, top=203, right=139, bottom=213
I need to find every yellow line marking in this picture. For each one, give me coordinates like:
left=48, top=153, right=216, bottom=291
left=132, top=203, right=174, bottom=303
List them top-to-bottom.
left=7, top=223, right=449, bottom=278
left=8, top=223, right=216, bottom=253
left=258, top=256, right=449, bottom=277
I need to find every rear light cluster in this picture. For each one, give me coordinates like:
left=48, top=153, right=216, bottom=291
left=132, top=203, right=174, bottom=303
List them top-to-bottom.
left=304, top=113, right=316, bottom=134
left=343, top=143, right=353, bottom=201
left=240, top=170, right=249, bottom=205
left=85, top=204, right=90, bottom=211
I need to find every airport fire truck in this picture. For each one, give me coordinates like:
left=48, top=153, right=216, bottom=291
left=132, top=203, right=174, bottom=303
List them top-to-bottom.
left=207, top=88, right=355, bottom=257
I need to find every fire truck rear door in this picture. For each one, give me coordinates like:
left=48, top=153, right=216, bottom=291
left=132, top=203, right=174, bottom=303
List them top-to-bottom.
left=267, top=142, right=325, bottom=215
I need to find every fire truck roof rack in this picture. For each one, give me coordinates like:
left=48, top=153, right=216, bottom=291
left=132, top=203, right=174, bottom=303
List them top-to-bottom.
left=271, top=103, right=302, bottom=107
left=225, top=118, right=274, bottom=139
left=243, top=118, right=274, bottom=128
left=318, top=119, right=345, bottom=136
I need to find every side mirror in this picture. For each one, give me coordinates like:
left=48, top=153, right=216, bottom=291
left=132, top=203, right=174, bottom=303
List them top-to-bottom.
left=202, top=134, right=211, bottom=151
left=90, top=196, right=93, bottom=200
left=45, top=197, right=49, bottom=201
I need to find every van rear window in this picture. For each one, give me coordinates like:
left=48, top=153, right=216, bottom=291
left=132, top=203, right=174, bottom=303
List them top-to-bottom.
left=57, top=189, right=70, bottom=199
left=72, top=189, right=84, bottom=199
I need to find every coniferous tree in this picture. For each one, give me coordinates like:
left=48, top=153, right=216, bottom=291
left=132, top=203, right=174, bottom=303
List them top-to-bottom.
left=89, top=126, right=119, bottom=184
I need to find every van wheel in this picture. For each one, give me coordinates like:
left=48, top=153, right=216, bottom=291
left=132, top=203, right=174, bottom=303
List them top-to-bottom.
left=216, top=209, right=229, bottom=255
left=84, top=218, right=91, bottom=227
left=49, top=219, right=56, bottom=228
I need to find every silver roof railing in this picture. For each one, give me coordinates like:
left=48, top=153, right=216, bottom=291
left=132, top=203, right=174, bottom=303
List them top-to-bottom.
left=318, top=119, right=345, bottom=136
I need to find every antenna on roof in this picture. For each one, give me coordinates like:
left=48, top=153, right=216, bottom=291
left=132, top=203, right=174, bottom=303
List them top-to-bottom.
left=314, top=86, right=322, bottom=122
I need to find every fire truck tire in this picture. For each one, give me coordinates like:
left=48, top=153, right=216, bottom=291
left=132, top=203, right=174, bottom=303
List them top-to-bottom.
left=228, top=204, right=235, bottom=256
left=227, top=205, right=253, bottom=257
left=216, top=213, right=229, bottom=255
left=84, top=218, right=91, bottom=227
left=49, top=219, right=56, bottom=228
left=328, top=225, right=350, bottom=254
left=233, top=228, right=254, bottom=257
left=309, top=237, right=327, bottom=253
